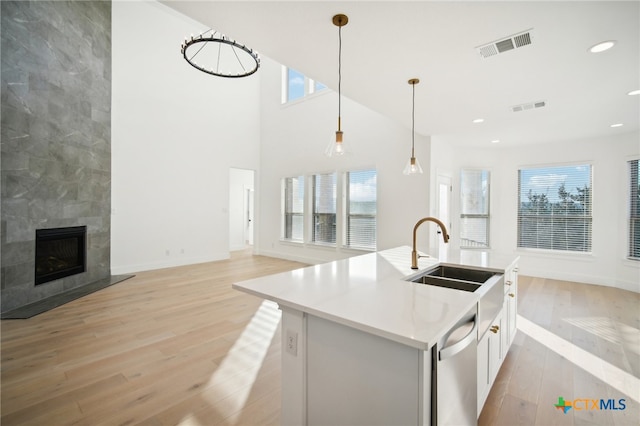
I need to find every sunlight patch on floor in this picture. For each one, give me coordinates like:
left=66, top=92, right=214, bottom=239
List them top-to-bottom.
left=178, top=300, right=281, bottom=426
left=518, top=315, right=640, bottom=403
left=564, top=316, right=640, bottom=356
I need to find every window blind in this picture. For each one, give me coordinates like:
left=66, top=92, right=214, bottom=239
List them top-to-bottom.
left=629, top=160, right=640, bottom=259
left=518, top=165, right=592, bottom=252
left=460, top=169, right=490, bottom=248
left=345, top=170, right=377, bottom=250
left=313, top=173, right=336, bottom=244
left=283, top=176, right=304, bottom=241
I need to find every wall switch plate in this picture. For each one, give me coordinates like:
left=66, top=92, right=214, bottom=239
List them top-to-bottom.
left=286, top=329, right=298, bottom=356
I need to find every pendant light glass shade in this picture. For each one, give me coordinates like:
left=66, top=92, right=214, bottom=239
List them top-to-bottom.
left=326, top=14, right=348, bottom=157
left=404, top=78, right=423, bottom=174
left=325, top=129, right=345, bottom=156
left=403, top=156, right=423, bottom=175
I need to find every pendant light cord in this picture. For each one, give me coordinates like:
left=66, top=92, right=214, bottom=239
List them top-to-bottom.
left=338, top=24, right=342, bottom=131
left=411, top=82, right=415, bottom=157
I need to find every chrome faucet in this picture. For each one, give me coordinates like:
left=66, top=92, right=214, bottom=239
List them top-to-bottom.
left=411, top=217, right=450, bottom=269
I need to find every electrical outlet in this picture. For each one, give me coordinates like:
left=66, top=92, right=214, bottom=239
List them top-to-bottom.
left=285, top=329, right=298, bottom=356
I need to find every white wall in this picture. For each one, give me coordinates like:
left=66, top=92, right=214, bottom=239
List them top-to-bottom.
left=111, top=1, right=261, bottom=274
left=256, top=57, right=433, bottom=264
left=435, top=131, right=640, bottom=292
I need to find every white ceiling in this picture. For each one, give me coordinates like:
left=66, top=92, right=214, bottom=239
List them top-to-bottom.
left=162, top=1, right=640, bottom=147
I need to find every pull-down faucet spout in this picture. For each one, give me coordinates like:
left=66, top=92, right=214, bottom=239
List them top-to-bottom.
left=411, top=217, right=450, bottom=269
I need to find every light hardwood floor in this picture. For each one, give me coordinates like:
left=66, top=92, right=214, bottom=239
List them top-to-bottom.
left=1, top=251, right=638, bottom=425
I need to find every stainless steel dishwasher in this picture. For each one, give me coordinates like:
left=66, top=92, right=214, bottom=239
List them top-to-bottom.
left=431, top=306, right=478, bottom=425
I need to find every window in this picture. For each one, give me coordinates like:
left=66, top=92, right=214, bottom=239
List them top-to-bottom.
left=282, top=66, right=327, bottom=103
left=285, top=68, right=305, bottom=102
left=311, top=79, right=326, bottom=94
left=629, top=159, right=640, bottom=259
left=518, top=164, right=592, bottom=252
left=282, top=169, right=377, bottom=250
left=460, top=169, right=490, bottom=248
left=345, top=170, right=377, bottom=250
left=312, top=173, right=336, bottom=245
left=282, top=176, right=304, bottom=242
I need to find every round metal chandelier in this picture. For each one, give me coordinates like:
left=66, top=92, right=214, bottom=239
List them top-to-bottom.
left=181, top=29, right=260, bottom=78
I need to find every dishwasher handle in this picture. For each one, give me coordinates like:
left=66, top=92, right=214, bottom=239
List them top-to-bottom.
left=439, top=316, right=477, bottom=361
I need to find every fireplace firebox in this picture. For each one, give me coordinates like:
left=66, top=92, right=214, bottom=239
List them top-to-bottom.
left=35, top=226, right=87, bottom=285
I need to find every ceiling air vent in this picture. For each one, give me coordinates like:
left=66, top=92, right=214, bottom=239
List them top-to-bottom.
left=477, top=29, right=534, bottom=59
left=511, top=100, right=546, bottom=113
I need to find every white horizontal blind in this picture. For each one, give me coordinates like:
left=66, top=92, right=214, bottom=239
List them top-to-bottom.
left=629, top=160, right=640, bottom=259
left=518, top=165, right=592, bottom=252
left=345, top=169, right=377, bottom=250
left=460, top=169, right=490, bottom=248
left=313, top=173, right=336, bottom=245
left=283, top=176, right=304, bottom=241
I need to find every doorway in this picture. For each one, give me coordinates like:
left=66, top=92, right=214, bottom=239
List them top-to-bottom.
left=229, top=168, right=255, bottom=251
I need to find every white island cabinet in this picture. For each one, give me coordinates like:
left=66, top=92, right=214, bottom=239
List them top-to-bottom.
left=233, top=246, right=519, bottom=426
left=477, top=260, right=519, bottom=414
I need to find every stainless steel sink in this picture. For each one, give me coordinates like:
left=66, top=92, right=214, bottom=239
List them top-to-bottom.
left=407, top=265, right=504, bottom=338
left=409, top=265, right=497, bottom=292
left=425, top=265, right=496, bottom=284
left=412, top=275, right=481, bottom=292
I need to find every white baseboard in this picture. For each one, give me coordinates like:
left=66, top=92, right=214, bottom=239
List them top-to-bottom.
left=253, top=248, right=324, bottom=266
left=110, top=252, right=229, bottom=275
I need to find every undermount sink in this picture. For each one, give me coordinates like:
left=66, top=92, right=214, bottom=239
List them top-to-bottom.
left=407, top=265, right=505, bottom=338
left=408, top=265, right=498, bottom=292
left=426, top=266, right=496, bottom=284
left=412, top=275, right=481, bottom=292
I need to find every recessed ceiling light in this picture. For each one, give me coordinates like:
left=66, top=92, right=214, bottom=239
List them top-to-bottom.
left=589, top=40, right=615, bottom=53
left=628, top=89, right=640, bottom=96
left=473, top=118, right=484, bottom=123
left=610, top=123, right=624, bottom=128
left=491, top=139, right=500, bottom=144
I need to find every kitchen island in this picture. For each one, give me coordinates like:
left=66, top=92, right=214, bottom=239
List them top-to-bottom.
left=233, top=246, right=519, bottom=425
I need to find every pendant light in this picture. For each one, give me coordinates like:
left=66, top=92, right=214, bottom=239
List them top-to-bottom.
left=325, top=14, right=349, bottom=157
left=180, top=29, right=259, bottom=78
left=403, top=78, right=424, bottom=175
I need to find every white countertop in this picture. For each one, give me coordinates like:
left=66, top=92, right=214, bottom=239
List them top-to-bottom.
left=233, top=246, right=519, bottom=350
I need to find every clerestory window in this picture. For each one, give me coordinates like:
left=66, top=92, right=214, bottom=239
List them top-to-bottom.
left=282, top=66, right=327, bottom=103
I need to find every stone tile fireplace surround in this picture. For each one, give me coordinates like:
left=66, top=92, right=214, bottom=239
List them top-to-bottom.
left=1, top=1, right=113, bottom=313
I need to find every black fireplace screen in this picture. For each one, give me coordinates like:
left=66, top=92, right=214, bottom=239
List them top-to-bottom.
left=35, top=226, right=86, bottom=285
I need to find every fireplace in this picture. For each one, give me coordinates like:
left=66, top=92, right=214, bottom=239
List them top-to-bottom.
left=35, top=226, right=87, bottom=285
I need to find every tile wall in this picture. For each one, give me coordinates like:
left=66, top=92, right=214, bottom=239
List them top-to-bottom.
left=1, top=1, right=112, bottom=311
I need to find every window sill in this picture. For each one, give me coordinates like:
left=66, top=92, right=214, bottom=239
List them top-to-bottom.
left=279, top=239, right=304, bottom=246
left=279, top=240, right=374, bottom=254
left=308, top=242, right=338, bottom=250
left=341, top=245, right=376, bottom=254
left=516, top=247, right=595, bottom=262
